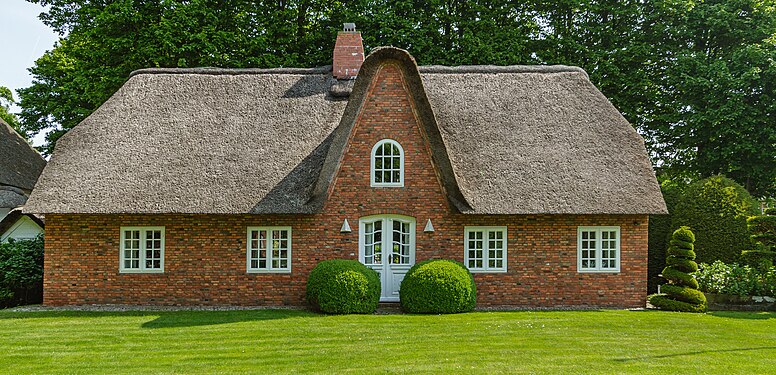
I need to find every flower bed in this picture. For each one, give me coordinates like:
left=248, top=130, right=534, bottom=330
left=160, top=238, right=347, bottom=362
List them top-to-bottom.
left=694, top=261, right=776, bottom=310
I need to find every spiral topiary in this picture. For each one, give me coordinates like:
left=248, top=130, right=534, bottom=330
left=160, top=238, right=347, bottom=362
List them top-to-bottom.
left=648, top=227, right=707, bottom=312
left=306, top=259, right=380, bottom=314
left=400, top=259, right=476, bottom=314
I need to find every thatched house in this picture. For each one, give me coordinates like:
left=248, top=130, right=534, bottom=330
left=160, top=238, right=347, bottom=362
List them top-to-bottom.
left=26, top=27, right=666, bottom=307
left=0, top=119, right=45, bottom=241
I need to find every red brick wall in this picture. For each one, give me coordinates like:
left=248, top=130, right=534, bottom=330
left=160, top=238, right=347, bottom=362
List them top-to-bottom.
left=43, top=61, right=650, bottom=308
left=43, top=213, right=648, bottom=307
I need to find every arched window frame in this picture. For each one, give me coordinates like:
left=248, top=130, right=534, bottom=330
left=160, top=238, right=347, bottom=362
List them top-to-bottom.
left=370, top=139, right=404, bottom=187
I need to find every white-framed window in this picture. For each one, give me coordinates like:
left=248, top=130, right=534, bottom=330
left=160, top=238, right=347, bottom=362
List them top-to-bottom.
left=371, top=139, right=404, bottom=187
left=464, top=226, right=507, bottom=272
left=577, top=226, right=620, bottom=273
left=120, top=227, right=165, bottom=273
left=247, top=227, right=292, bottom=273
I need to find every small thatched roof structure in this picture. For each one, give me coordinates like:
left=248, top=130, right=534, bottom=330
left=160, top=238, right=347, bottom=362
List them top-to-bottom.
left=26, top=47, right=666, bottom=215
left=0, top=119, right=46, bottom=192
left=0, top=186, right=28, bottom=209
left=0, top=207, right=44, bottom=236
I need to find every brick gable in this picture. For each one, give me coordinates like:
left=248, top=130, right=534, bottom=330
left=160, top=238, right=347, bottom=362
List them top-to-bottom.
left=324, top=62, right=451, bottom=217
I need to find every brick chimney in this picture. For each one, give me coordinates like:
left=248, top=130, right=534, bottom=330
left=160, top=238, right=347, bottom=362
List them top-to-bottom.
left=333, top=23, right=364, bottom=80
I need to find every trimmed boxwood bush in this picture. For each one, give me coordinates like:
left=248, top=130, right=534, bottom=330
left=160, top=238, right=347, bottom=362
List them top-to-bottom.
left=671, top=175, right=758, bottom=264
left=649, top=227, right=707, bottom=312
left=400, top=259, right=476, bottom=314
left=306, top=260, right=380, bottom=314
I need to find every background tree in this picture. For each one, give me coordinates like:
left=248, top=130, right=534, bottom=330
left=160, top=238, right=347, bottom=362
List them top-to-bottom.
left=16, top=0, right=776, bottom=197
left=0, top=86, right=24, bottom=139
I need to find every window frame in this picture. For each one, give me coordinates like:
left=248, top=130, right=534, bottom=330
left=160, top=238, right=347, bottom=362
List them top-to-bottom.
left=370, top=139, right=405, bottom=187
left=119, top=226, right=165, bottom=274
left=246, top=226, right=292, bottom=274
left=464, top=226, right=508, bottom=273
left=577, top=226, right=621, bottom=273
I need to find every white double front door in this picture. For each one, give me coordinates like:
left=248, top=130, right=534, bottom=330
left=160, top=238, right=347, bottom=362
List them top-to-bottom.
left=358, top=215, right=416, bottom=302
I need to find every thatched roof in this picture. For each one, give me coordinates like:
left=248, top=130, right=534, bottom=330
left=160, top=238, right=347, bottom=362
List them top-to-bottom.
left=26, top=47, right=666, bottom=215
left=0, top=119, right=46, bottom=191
left=0, top=186, right=28, bottom=209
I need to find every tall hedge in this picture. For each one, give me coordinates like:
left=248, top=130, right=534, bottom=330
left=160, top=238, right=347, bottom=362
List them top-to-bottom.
left=671, top=175, right=758, bottom=264
left=648, top=180, right=685, bottom=293
left=648, top=227, right=706, bottom=312
left=0, top=236, right=44, bottom=308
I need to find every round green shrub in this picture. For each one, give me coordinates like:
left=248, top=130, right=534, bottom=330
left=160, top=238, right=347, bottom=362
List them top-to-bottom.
left=671, top=175, right=758, bottom=264
left=765, top=208, right=776, bottom=215
left=400, top=259, right=476, bottom=314
left=306, top=260, right=380, bottom=314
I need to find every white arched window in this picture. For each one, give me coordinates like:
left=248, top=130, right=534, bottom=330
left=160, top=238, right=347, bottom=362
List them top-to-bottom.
left=371, top=139, right=404, bottom=187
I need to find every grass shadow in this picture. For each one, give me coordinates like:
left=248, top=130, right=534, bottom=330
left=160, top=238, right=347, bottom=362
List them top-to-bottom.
left=0, top=308, right=322, bottom=328
left=140, top=309, right=318, bottom=329
left=707, top=311, right=776, bottom=320
left=614, top=346, right=776, bottom=362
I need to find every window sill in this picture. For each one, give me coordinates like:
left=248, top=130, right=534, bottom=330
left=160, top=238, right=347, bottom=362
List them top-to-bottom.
left=247, top=269, right=292, bottom=274
left=469, top=269, right=508, bottom=274
left=577, top=269, right=621, bottom=274
left=119, top=270, right=165, bottom=274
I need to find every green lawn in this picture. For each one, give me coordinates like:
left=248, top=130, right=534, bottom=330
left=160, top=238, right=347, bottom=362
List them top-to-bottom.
left=0, top=309, right=774, bottom=374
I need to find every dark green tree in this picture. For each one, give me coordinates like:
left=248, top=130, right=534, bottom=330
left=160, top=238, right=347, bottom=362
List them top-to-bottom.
left=649, top=227, right=706, bottom=313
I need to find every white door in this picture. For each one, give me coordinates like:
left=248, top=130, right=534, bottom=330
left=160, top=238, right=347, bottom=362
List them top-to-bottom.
left=359, top=215, right=416, bottom=302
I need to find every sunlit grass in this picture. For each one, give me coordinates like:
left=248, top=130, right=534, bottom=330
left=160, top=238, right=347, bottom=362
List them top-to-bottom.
left=0, top=309, right=774, bottom=374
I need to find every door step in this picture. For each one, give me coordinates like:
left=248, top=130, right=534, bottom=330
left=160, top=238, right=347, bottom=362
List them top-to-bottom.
left=376, top=302, right=403, bottom=314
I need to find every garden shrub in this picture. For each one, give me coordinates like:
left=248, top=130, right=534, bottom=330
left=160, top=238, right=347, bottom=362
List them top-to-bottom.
left=671, top=175, right=759, bottom=264
left=648, top=180, right=685, bottom=293
left=649, top=227, right=706, bottom=312
left=0, top=235, right=44, bottom=308
left=305, top=259, right=380, bottom=314
left=400, top=259, right=476, bottom=314
left=695, top=261, right=776, bottom=297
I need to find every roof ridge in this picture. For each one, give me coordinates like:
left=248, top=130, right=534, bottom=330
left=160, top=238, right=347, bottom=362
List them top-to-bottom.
left=129, top=64, right=588, bottom=78
left=418, top=64, right=587, bottom=76
left=129, top=66, right=334, bottom=77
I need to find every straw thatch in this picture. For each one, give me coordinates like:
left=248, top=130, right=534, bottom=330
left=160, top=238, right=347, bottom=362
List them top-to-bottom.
left=26, top=47, right=666, bottom=215
left=0, top=119, right=46, bottom=192
left=0, top=186, right=28, bottom=209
